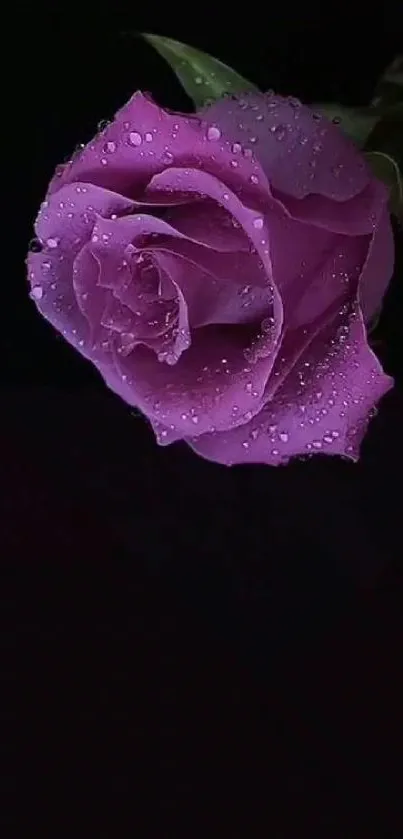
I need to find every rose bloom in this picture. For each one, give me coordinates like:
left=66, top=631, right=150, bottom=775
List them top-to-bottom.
left=27, top=91, right=394, bottom=465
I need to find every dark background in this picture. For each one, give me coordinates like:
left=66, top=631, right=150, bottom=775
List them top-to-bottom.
left=2, top=4, right=403, bottom=832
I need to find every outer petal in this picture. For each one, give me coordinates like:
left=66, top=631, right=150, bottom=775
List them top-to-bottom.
left=47, top=92, right=273, bottom=212
left=201, top=92, right=369, bottom=201
left=202, top=93, right=391, bottom=237
left=278, top=179, right=389, bottom=236
left=27, top=183, right=133, bottom=358
left=358, top=206, right=395, bottom=323
left=263, top=207, right=369, bottom=325
left=188, top=304, right=393, bottom=466
left=114, top=319, right=279, bottom=441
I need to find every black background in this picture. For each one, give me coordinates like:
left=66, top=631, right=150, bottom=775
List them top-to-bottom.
left=2, top=3, right=403, bottom=832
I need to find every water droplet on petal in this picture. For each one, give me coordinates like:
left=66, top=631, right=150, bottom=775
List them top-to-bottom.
left=207, top=125, right=221, bottom=141
left=274, top=125, right=287, bottom=140
left=129, top=131, right=142, bottom=146
left=145, top=132, right=153, bottom=142
left=103, top=141, right=116, bottom=154
left=232, top=142, right=242, bottom=153
left=250, top=174, right=259, bottom=184
left=253, top=217, right=264, bottom=229
left=46, top=237, right=59, bottom=249
left=31, top=285, right=43, bottom=300
left=279, top=432, right=289, bottom=443
left=312, top=440, right=322, bottom=449
left=242, top=441, right=250, bottom=449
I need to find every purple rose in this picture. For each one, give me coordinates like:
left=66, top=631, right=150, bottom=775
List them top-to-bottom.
left=27, top=90, right=394, bottom=465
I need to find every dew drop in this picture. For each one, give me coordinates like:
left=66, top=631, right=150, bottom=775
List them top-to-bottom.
left=206, top=125, right=221, bottom=141
left=274, top=125, right=287, bottom=140
left=129, top=131, right=142, bottom=146
left=144, top=132, right=153, bottom=142
left=103, top=141, right=116, bottom=154
left=232, top=142, right=242, bottom=153
left=331, top=163, right=343, bottom=177
left=250, top=174, right=259, bottom=184
left=253, top=217, right=264, bottom=229
left=46, top=237, right=59, bottom=249
left=31, top=285, right=43, bottom=300
left=250, top=428, right=259, bottom=441
left=279, top=432, right=289, bottom=443
left=323, top=435, right=334, bottom=444
left=312, top=440, right=322, bottom=449
left=242, top=441, right=250, bottom=450
left=271, top=448, right=279, bottom=456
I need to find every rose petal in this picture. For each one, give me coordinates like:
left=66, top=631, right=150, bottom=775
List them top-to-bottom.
left=47, top=92, right=272, bottom=211
left=201, top=92, right=369, bottom=201
left=146, top=166, right=282, bottom=330
left=277, top=178, right=389, bottom=236
left=27, top=183, right=132, bottom=357
left=163, top=200, right=251, bottom=251
left=358, top=205, right=395, bottom=323
left=263, top=206, right=368, bottom=323
left=73, top=244, right=105, bottom=323
left=152, top=248, right=271, bottom=329
left=27, top=250, right=90, bottom=355
left=188, top=304, right=393, bottom=466
left=114, top=319, right=278, bottom=440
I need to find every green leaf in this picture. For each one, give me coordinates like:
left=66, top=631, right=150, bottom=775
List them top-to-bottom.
left=142, top=34, right=258, bottom=109
left=313, top=103, right=379, bottom=147
left=365, top=150, right=403, bottom=224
